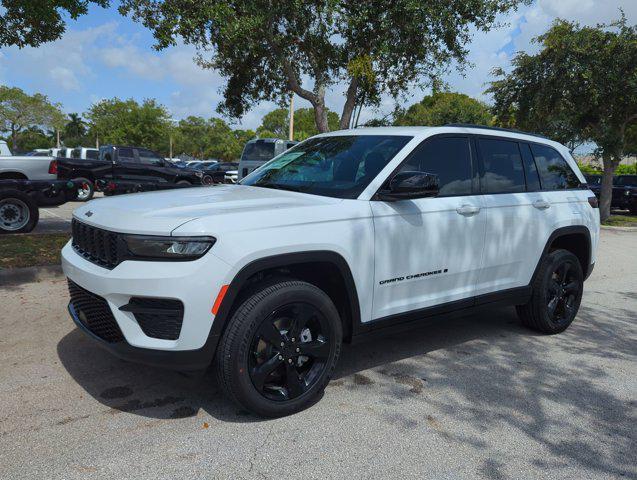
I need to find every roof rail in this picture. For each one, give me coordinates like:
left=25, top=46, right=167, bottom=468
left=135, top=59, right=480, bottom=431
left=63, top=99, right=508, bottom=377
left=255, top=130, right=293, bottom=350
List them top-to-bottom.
left=444, top=123, right=550, bottom=140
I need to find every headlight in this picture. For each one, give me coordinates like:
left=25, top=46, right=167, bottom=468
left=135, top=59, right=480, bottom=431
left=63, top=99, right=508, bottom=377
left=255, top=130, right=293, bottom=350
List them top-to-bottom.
left=625, top=190, right=631, bottom=196
left=124, top=235, right=216, bottom=260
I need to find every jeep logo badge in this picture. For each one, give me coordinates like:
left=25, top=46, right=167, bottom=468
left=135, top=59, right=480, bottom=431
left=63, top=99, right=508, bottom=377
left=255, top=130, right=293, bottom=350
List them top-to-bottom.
left=85, top=211, right=93, bottom=217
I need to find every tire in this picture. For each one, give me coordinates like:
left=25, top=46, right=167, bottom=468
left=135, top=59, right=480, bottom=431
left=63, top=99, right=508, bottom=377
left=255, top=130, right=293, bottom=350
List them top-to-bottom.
left=201, top=175, right=214, bottom=185
left=73, top=177, right=94, bottom=202
left=0, top=190, right=39, bottom=234
left=516, top=249, right=583, bottom=334
left=215, top=279, right=342, bottom=417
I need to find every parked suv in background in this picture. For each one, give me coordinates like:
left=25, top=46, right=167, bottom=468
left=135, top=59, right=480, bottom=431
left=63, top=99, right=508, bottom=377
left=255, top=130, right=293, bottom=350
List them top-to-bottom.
left=62, top=125, right=599, bottom=417
left=238, top=138, right=298, bottom=180
left=56, top=145, right=204, bottom=201
left=613, top=175, right=637, bottom=214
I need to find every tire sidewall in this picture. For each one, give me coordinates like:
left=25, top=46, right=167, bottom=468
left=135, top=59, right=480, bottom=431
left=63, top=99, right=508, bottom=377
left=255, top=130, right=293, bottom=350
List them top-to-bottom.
left=74, top=177, right=94, bottom=202
left=225, top=282, right=342, bottom=416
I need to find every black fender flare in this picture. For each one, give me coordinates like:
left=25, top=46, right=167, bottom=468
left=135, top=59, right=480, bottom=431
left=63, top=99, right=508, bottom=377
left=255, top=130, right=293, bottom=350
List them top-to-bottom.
left=530, top=225, right=593, bottom=283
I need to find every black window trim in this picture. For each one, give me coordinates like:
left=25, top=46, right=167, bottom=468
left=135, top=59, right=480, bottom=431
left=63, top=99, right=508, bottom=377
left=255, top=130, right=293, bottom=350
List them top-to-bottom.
left=474, top=135, right=528, bottom=195
left=526, top=140, right=586, bottom=192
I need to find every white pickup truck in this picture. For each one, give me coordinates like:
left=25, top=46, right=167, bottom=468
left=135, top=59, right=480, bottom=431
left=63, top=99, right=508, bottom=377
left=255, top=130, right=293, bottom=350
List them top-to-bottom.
left=0, top=141, right=57, bottom=181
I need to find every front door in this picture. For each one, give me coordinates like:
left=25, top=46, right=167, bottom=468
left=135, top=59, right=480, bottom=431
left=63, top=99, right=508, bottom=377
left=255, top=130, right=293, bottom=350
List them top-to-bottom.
left=371, top=136, right=486, bottom=321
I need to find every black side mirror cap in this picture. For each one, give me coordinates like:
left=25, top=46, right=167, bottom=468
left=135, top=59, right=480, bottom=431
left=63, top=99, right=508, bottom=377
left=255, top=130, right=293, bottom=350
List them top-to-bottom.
left=377, top=171, right=440, bottom=201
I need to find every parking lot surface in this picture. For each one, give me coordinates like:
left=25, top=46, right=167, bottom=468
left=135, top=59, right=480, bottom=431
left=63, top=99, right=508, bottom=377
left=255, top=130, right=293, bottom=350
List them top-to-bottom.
left=35, top=195, right=103, bottom=234
left=0, top=230, right=635, bottom=479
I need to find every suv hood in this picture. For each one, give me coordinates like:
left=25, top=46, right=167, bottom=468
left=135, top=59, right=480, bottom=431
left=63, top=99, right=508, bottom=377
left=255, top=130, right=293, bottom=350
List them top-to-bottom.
left=72, top=185, right=341, bottom=235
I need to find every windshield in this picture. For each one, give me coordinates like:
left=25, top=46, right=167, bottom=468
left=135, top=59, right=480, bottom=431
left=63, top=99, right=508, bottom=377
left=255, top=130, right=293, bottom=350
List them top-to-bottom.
left=241, top=135, right=412, bottom=199
left=242, top=141, right=277, bottom=162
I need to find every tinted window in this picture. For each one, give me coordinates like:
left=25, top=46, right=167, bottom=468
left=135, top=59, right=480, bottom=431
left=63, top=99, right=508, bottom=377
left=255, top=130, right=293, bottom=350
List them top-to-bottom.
left=242, top=135, right=412, bottom=199
left=398, top=137, right=473, bottom=196
left=477, top=139, right=525, bottom=194
left=242, top=141, right=276, bottom=161
left=520, top=143, right=541, bottom=191
left=531, top=144, right=580, bottom=190
left=118, top=147, right=136, bottom=163
left=137, top=148, right=163, bottom=165
left=86, top=150, right=98, bottom=160
left=615, top=175, right=637, bottom=186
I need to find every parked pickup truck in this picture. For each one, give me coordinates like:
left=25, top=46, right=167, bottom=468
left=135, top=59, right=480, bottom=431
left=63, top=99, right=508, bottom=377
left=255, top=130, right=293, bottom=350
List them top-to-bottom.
left=56, top=145, right=204, bottom=200
left=0, top=151, right=57, bottom=182
left=0, top=179, right=78, bottom=233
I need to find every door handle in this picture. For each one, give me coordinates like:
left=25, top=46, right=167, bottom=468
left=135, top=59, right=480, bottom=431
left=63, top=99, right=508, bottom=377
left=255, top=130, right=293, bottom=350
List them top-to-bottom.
left=533, top=200, right=551, bottom=210
left=456, top=204, right=480, bottom=216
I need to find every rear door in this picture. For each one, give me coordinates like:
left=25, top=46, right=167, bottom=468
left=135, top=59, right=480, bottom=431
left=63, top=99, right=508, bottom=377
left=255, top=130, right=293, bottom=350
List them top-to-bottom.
left=371, top=135, right=487, bottom=320
left=474, top=138, right=552, bottom=295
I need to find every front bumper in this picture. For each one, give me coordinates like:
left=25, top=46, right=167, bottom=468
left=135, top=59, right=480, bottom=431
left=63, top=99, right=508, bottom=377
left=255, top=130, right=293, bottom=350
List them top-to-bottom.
left=62, top=241, right=232, bottom=369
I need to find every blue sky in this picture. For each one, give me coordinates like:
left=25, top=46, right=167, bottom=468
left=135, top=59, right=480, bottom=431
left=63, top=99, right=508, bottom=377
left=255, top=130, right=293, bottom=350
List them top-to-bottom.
left=0, top=0, right=634, bottom=130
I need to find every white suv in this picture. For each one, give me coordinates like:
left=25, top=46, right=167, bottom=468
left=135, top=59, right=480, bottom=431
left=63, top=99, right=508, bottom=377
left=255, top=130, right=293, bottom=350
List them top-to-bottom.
left=62, top=125, right=600, bottom=417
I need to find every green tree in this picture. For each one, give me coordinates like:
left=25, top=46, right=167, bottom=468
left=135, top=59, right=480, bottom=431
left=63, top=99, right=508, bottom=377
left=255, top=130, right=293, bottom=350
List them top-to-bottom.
left=0, top=0, right=109, bottom=48
left=120, top=0, right=528, bottom=133
left=487, top=16, right=637, bottom=221
left=0, top=86, right=66, bottom=151
left=394, top=91, right=492, bottom=126
left=85, top=98, right=172, bottom=154
left=257, top=107, right=339, bottom=141
left=63, top=113, right=88, bottom=147
left=173, top=116, right=255, bottom=161
left=14, top=126, right=51, bottom=152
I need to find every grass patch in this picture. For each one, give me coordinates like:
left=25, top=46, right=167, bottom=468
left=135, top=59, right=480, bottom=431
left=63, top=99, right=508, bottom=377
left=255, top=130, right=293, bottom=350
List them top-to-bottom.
left=602, top=214, right=637, bottom=227
left=0, top=233, right=70, bottom=269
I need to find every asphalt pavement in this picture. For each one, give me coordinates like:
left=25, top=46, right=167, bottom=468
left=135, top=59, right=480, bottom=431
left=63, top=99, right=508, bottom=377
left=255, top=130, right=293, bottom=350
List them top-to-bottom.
left=0, top=230, right=635, bottom=479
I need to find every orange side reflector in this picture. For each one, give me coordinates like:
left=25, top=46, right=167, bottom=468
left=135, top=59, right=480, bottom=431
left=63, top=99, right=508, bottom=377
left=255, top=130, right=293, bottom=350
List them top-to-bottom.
left=211, top=284, right=229, bottom=315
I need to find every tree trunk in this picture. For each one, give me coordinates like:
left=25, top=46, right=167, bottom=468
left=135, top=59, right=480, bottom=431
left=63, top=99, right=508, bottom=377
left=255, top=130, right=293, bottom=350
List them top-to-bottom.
left=339, top=77, right=358, bottom=130
left=314, top=101, right=329, bottom=133
left=11, top=125, right=17, bottom=152
left=599, top=156, right=616, bottom=222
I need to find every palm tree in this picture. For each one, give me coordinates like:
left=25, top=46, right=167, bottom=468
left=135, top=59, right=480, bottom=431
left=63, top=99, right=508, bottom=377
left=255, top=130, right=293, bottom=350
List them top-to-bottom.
left=64, top=113, right=86, bottom=145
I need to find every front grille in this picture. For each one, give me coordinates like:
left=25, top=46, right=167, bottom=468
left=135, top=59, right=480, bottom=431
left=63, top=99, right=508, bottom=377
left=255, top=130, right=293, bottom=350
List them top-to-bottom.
left=72, top=219, right=122, bottom=269
left=68, top=280, right=124, bottom=343
left=121, top=297, right=184, bottom=340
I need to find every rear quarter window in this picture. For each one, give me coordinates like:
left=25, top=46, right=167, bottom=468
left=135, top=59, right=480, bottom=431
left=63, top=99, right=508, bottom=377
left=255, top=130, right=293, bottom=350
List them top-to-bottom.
left=531, top=144, right=581, bottom=190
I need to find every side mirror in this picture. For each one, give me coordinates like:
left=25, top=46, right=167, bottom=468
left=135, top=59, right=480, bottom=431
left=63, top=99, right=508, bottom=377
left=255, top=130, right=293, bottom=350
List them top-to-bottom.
left=378, top=171, right=440, bottom=201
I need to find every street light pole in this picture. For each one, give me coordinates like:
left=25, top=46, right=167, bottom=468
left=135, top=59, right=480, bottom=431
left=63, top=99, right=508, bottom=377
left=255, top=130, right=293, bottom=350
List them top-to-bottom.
left=289, top=94, right=294, bottom=141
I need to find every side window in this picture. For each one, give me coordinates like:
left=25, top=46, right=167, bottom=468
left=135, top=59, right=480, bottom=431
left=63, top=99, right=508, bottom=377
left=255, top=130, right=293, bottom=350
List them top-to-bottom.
left=397, top=137, right=473, bottom=196
left=477, top=138, right=525, bottom=194
left=520, top=143, right=541, bottom=191
left=530, top=144, right=580, bottom=190
left=117, top=147, right=136, bottom=163
left=138, top=148, right=163, bottom=166
left=86, top=150, right=98, bottom=160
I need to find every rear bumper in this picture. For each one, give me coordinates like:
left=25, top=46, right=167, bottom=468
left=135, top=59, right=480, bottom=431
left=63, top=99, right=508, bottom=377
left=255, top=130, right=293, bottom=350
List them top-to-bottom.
left=68, top=302, right=219, bottom=370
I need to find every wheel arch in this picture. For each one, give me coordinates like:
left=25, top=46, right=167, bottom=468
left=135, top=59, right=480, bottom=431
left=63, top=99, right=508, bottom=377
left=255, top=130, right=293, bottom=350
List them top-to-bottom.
left=0, top=171, right=28, bottom=180
left=533, top=226, right=593, bottom=282
left=212, top=251, right=361, bottom=344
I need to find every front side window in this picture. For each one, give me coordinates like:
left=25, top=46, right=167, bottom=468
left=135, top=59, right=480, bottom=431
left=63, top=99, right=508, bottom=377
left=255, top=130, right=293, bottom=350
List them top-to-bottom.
left=241, top=135, right=412, bottom=199
left=397, top=136, right=473, bottom=196
left=478, top=139, right=525, bottom=194
left=242, top=141, right=276, bottom=162
left=531, top=144, right=580, bottom=190
left=117, top=147, right=136, bottom=163
left=137, top=148, right=163, bottom=166
left=86, top=150, right=98, bottom=160
left=615, top=175, right=637, bottom=186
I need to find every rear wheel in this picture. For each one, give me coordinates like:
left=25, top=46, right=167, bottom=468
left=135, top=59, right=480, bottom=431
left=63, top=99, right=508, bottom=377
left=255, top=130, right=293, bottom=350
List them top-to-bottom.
left=73, top=177, right=94, bottom=202
left=0, top=190, right=39, bottom=234
left=516, top=249, right=583, bottom=334
left=215, top=280, right=342, bottom=417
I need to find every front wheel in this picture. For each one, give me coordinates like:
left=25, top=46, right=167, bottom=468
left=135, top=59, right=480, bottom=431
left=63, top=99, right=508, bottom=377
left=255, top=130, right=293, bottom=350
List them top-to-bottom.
left=0, top=190, right=39, bottom=234
left=516, top=249, right=583, bottom=334
left=215, top=280, right=342, bottom=417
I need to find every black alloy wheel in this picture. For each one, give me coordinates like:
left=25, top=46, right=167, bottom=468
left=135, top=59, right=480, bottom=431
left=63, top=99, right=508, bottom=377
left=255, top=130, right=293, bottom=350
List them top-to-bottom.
left=546, top=261, right=580, bottom=328
left=249, top=302, right=331, bottom=401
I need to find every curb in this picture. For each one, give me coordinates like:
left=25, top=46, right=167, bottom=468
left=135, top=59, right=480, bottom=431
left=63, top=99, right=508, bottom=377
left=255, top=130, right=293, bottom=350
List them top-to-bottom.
left=601, top=225, right=637, bottom=232
left=0, top=264, right=64, bottom=286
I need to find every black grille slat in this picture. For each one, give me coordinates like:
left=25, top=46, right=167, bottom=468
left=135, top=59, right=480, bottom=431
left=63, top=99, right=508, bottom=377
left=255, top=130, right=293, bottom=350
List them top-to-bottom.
left=71, top=219, right=121, bottom=269
left=68, top=280, right=124, bottom=343
left=121, top=297, right=184, bottom=340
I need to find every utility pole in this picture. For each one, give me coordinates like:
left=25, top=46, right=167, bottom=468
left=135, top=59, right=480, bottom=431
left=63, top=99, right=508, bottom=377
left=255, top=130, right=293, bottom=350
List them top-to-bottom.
left=288, top=94, right=294, bottom=141
left=56, top=129, right=60, bottom=148
left=96, top=133, right=99, bottom=149
left=169, top=134, right=173, bottom=159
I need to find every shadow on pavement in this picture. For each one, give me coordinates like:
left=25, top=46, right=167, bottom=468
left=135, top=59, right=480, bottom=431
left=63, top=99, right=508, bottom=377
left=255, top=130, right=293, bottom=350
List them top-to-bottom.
left=57, top=304, right=636, bottom=477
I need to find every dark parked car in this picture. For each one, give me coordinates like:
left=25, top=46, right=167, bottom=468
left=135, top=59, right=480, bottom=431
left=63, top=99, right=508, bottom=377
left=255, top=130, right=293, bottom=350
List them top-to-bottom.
left=56, top=145, right=204, bottom=200
left=195, top=162, right=239, bottom=185
left=586, top=173, right=637, bottom=213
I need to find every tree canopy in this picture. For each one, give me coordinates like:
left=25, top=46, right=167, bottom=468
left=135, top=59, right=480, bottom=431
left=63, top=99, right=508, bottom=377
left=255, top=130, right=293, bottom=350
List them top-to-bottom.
left=0, top=0, right=109, bottom=48
left=120, top=0, right=528, bottom=133
left=487, top=15, right=637, bottom=220
left=0, top=86, right=66, bottom=151
left=394, top=91, right=492, bottom=126
left=257, top=107, right=339, bottom=141
left=173, top=116, right=254, bottom=161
